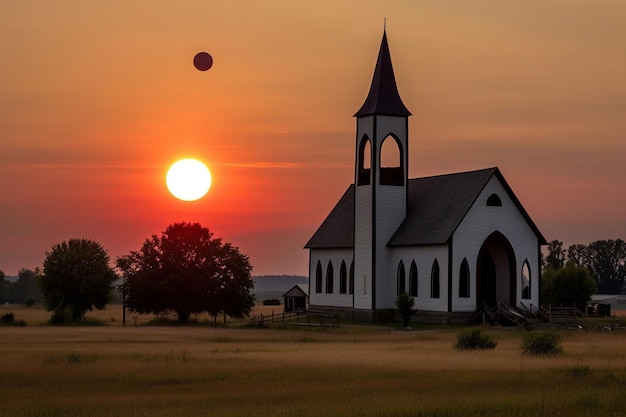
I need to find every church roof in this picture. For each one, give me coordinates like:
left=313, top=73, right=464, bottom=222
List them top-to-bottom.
left=354, top=31, right=412, bottom=118
left=304, top=167, right=546, bottom=249
left=305, top=185, right=355, bottom=249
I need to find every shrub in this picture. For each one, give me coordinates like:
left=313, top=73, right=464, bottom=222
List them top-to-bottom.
left=395, top=292, right=415, bottom=328
left=24, top=296, right=36, bottom=307
left=263, top=299, right=281, bottom=306
left=49, top=307, right=73, bottom=325
left=1, top=312, right=15, bottom=323
left=0, top=313, right=26, bottom=326
left=455, top=328, right=497, bottom=350
left=521, top=331, right=562, bottom=355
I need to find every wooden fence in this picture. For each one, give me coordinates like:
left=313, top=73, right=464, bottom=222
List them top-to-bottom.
left=255, top=309, right=340, bottom=329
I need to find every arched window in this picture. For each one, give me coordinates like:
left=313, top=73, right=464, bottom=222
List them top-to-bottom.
left=380, top=135, right=404, bottom=186
left=357, top=137, right=372, bottom=186
left=486, top=193, right=502, bottom=206
left=459, top=258, right=470, bottom=298
left=431, top=259, right=440, bottom=299
left=522, top=260, right=531, bottom=299
left=315, top=261, right=322, bottom=293
left=326, top=261, right=334, bottom=294
left=339, top=261, right=347, bottom=294
left=349, top=261, right=354, bottom=294
left=397, top=261, right=406, bottom=295
left=409, top=261, right=418, bottom=297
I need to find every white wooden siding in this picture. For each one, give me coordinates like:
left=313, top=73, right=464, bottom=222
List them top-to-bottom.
left=452, top=176, right=540, bottom=311
left=386, top=245, right=449, bottom=311
left=308, top=248, right=354, bottom=308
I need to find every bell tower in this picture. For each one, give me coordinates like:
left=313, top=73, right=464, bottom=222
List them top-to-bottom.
left=352, top=30, right=411, bottom=313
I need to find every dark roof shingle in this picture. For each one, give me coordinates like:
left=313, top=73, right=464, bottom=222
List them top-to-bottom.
left=354, top=31, right=411, bottom=118
left=304, top=167, right=546, bottom=249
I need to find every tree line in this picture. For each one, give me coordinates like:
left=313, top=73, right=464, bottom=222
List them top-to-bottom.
left=1, top=222, right=254, bottom=324
left=543, top=239, right=626, bottom=294
left=0, top=268, right=44, bottom=305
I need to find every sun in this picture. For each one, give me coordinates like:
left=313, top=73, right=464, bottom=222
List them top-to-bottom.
left=166, top=159, right=212, bottom=201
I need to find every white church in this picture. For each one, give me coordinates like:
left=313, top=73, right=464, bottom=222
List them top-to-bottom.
left=304, top=31, right=547, bottom=322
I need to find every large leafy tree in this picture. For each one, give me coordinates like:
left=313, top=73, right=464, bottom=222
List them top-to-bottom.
left=116, top=222, right=254, bottom=323
left=40, top=238, right=117, bottom=321
left=564, top=240, right=626, bottom=294
left=582, top=240, right=626, bottom=294
left=541, top=265, right=596, bottom=310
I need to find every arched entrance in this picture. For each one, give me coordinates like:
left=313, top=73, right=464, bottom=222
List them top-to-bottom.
left=476, top=231, right=516, bottom=307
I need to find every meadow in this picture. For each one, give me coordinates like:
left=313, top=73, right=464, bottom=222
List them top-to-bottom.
left=1, top=305, right=626, bottom=417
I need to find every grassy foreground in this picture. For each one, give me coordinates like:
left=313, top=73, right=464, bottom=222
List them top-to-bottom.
left=1, top=306, right=626, bottom=417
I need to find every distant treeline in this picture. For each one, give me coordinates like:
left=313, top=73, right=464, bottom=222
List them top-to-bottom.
left=544, top=239, right=626, bottom=294
left=0, top=268, right=43, bottom=305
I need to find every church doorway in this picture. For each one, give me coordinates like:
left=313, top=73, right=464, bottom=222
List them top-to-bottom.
left=476, top=231, right=516, bottom=307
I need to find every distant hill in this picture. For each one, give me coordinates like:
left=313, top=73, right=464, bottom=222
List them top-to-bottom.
left=252, top=275, right=307, bottom=304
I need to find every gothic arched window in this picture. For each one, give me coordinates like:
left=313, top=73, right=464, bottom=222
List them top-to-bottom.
left=380, top=135, right=404, bottom=186
left=357, top=137, right=372, bottom=186
left=487, top=193, right=502, bottom=206
left=459, top=258, right=470, bottom=298
left=431, top=259, right=440, bottom=299
left=339, top=260, right=347, bottom=294
left=522, top=260, right=531, bottom=299
left=315, top=261, right=322, bottom=293
left=326, top=261, right=334, bottom=294
left=349, top=261, right=354, bottom=294
left=397, top=261, right=406, bottom=295
left=409, top=261, right=418, bottom=297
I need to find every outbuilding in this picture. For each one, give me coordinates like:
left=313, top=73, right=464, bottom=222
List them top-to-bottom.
left=283, top=284, right=308, bottom=312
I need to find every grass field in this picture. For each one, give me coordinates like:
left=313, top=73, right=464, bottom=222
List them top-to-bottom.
left=1, top=305, right=626, bottom=417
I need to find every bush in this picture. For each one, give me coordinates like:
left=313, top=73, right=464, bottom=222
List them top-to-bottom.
left=24, top=296, right=36, bottom=307
left=263, top=299, right=281, bottom=306
left=49, top=307, right=73, bottom=325
left=0, top=312, right=26, bottom=326
left=1, top=312, right=15, bottom=323
left=455, top=328, right=497, bottom=350
left=521, top=331, right=562, bottom=356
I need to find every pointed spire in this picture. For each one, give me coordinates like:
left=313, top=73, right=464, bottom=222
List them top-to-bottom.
left=354, top=30, right=411, bottom=118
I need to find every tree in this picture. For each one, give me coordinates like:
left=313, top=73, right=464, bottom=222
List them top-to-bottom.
left=116, top=222, right=254, bottom=323
left=40, top=238, right=117, bottom=321
left=543, top=240, right=566, bottom=271
left=583, top=240, right=626, bottom=294
left=566, top=243, right=587, bottom=268
left=541, top=265, right=596, bottom=310
left=14, top=268, right=43, bottom=305
left=0, top=269, right=7, bottom=303
left=395, top=292, right=414, bottom=328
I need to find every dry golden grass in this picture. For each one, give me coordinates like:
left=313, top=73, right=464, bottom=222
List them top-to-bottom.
left=1, top=304, right=626, bottom=416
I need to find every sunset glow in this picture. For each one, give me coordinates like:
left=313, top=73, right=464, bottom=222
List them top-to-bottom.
left=1, top=1, right=625, bottom=277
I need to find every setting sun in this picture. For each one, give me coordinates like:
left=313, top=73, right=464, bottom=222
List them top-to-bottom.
left=166, top=159, right=212, bottom=201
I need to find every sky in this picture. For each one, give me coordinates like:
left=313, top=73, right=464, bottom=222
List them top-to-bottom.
left=1, top=1, right=625, bottom=277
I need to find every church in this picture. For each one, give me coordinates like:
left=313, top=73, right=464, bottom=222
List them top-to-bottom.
left=304, top=31, right=547, bottom=322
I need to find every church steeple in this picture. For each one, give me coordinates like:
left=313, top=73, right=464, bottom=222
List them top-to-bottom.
left=352, top=29, right=411, bottom=312
left=354, top=31, right=411, bottom=118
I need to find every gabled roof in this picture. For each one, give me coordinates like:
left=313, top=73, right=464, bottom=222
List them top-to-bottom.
left=354, top=31, right=411, bottom=118
left=304, top=167, right=546, bottom=249
left=304, top=185, right=354, bottom=249
left=282, top=284, right=309, bottom=298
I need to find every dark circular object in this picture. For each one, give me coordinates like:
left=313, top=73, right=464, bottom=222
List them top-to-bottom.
left=193, top=52, right=213, bottom=71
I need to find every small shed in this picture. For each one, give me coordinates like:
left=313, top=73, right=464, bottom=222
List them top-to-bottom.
left=283, top=284, right=308, bottom=312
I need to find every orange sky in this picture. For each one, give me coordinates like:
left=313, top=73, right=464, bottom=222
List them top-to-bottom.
left=1, top=1, right=625, bottom=277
